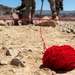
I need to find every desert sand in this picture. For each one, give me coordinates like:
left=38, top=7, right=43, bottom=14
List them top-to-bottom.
left=0, top=21, right=75, bottom=75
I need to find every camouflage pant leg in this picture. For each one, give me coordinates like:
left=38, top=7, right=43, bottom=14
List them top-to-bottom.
left=22, top=0, right=36, bottom=22
left=22, top=0, right=31, bottom=19
left=31, top=0, right=36, bottom=21
left=48, top=0, right=60, bottom=16
left=48, top=0, right=56, bottom=15
left=55, top=0, right=60, bottom=15
left=22, top=7, right=31, bottom=24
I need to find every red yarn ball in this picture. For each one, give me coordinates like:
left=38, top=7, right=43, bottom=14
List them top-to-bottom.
left=42, top=45, right=75, bottom=71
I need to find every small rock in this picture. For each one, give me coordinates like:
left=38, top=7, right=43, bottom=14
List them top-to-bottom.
left=63, top=28, right=68, bottom=31
left=66, top=29, right=71, bottom=33
left=70, top=29, right=74, bottom=32
left=6, top=48, right=20, bottom=57
left=23, top=48, right=32, bottom=52
left=10, top=57, right=25, bottom=67
left=52, top=71, right=57, bottom=75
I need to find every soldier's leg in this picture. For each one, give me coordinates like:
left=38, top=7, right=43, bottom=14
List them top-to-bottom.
left=31, top=0, right=36, bottom=24
left=48, top=0, right=57, bottom=19
left=55, top=0, right=60, bottom=16
left=55, top=0, right=60, bottom=23
left=22, top=6, right=31, bottom=24
left=12, top=11, right=19, bottom=25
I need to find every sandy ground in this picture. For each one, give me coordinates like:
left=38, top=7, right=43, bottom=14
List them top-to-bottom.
left=0, top=21, right=75, bottom=75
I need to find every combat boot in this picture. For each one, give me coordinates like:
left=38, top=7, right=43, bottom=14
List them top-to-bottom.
left=52, top=12, right=57, bottom=19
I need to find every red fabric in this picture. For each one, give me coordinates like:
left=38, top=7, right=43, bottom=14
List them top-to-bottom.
left=42, top=45, right=75, bottom=71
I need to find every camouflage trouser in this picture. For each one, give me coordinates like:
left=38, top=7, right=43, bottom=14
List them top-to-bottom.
left=22, top=0, right=36, bottom=22
left=48, top=0, right=60, bottom=18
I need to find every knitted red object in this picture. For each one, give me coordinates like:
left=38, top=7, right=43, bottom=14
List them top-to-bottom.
left=42, top=45, right=75, bottom=71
